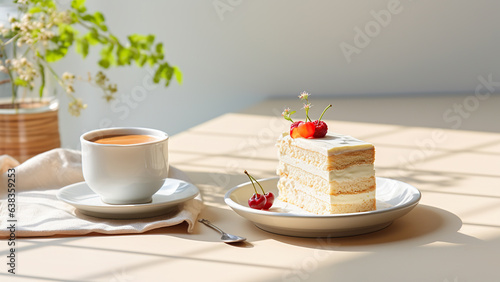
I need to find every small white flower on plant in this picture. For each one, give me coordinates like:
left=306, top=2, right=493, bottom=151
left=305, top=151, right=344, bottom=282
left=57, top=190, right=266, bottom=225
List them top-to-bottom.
left=21, top=14, right=32, bottom=22
left=35, top=21, right=44, bottom=30
left=11, top=22, right=20, bottom=30
left=10, top=57, right=38, bottom=84
left=62, top=72, right=75, bottom=81
left=65, top=85, right=75, bottom=94
left=68, top=98, right=87, bottom=117
left=302, top=103, right=312, bottom=110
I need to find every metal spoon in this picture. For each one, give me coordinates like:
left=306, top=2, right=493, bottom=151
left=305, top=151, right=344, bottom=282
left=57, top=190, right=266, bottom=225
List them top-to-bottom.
left=198, top=219, right=247, bottom=243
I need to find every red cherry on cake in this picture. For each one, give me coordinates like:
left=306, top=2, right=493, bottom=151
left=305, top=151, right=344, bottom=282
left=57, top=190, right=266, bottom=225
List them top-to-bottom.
left=283, top=97, right=332, bottom=139
left=313, top=120, right=328, bottom=138
left=290, top=121, right=303, bottom=135
left=298, top=121, right=315, bottom=138
left=290, top=127, right=302, bottom=138
left=248, top=193, right=267, bottom=209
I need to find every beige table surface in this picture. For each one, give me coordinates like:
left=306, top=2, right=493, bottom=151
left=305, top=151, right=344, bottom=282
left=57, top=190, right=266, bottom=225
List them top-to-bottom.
left=2, top=95, right=500, bottom=282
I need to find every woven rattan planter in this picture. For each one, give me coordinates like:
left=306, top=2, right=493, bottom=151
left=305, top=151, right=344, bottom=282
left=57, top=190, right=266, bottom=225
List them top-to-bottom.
left=0, top=99, right=60, bottom=163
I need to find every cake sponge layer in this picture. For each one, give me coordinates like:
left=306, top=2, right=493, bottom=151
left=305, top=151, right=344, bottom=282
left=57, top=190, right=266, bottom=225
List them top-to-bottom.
left=276, top=141, right=374, bottom=170
left=277, top=161, right=375, bottom=195
left=277, top=177, right=376, bottom=214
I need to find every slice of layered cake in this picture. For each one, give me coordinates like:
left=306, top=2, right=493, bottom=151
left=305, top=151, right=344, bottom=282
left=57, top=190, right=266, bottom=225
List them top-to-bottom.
left=277, top=92, right=375, bottom=214
left=276, top=132, right=376, bottom=214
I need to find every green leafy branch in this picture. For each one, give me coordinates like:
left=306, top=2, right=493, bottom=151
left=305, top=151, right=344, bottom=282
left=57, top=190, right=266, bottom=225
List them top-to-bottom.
left=0, top=0, right=182, bottom=115
left=69, top=0, right=182, bottom=86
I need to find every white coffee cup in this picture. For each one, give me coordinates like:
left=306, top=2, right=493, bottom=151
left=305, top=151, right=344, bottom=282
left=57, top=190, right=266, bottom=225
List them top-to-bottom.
left=81, top=127, right=169, bottom=205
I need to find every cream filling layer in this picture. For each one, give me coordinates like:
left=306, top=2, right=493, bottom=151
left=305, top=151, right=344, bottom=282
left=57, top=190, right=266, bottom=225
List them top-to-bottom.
left=277, top=132, right=373, bottom=156
left=278, top=154, right=375, bottom=181
left=279, top=177, right=375, bottom=204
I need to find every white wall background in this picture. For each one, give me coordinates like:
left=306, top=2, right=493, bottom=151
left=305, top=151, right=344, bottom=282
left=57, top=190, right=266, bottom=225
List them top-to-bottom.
left=55, top=0, right=500, bottom=149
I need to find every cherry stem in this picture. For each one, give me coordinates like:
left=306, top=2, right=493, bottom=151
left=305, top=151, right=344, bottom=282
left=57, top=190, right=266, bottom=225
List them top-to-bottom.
left=304, top=97, right=312, bottom=122
left=318, top=104, right=332, bottom=121
left=305, top=107, right=312, bottom=122
left=244, top=170, right=259, bottom=194
left=244, top=170, right=265, bottom=194
left=249, top=174, right=265, bottom=194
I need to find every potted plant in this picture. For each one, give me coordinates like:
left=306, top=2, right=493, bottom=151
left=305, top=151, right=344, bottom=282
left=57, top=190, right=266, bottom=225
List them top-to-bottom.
left=0, top=0, right=182, bottom=162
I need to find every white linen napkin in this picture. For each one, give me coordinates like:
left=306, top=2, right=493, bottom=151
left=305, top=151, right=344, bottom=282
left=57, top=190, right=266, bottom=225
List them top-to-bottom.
left=0, top=149, right=203, bottom=238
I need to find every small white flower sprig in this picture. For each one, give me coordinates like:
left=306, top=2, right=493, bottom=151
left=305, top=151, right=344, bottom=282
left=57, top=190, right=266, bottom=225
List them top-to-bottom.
left=0, top=0, right=182, bottom=116
left=281, top=91, right=314, bottom=122
left=298, top=91, right=313, bottom=122
left=281, top=107, right=295, bottom=122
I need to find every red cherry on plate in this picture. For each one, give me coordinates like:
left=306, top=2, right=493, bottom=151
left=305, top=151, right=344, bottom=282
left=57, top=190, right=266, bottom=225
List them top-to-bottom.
left=262, top=192, right=275, bottom=210
left=248, top=193, right=267, bottom=210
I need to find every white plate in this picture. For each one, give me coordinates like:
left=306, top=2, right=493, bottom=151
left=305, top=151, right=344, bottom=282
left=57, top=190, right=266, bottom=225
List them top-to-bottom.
left=224, top=177, right=421, bottom=237
left=57, top=178, right=199, bottom=219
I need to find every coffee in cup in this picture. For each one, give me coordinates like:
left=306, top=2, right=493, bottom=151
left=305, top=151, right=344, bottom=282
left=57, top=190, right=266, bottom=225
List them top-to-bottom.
left=81, top=127, right=169, bottom=205
left=91, top=134, right=159, bottom=145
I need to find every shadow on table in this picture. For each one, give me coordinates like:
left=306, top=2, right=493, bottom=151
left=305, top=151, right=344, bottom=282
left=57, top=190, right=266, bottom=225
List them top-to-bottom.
left=9, top=194, right=472, bottom=250
left=146, top=203, right=474, bottom=251
left=267, top=205, right=478, bottom=249
left=148, top=206, right=256, bottom=248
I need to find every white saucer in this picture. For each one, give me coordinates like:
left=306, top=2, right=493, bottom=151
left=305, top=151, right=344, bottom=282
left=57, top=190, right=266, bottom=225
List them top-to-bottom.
left=224, top=177, right=421, bottom=237
left=57, top=178, right=199, bottom=219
